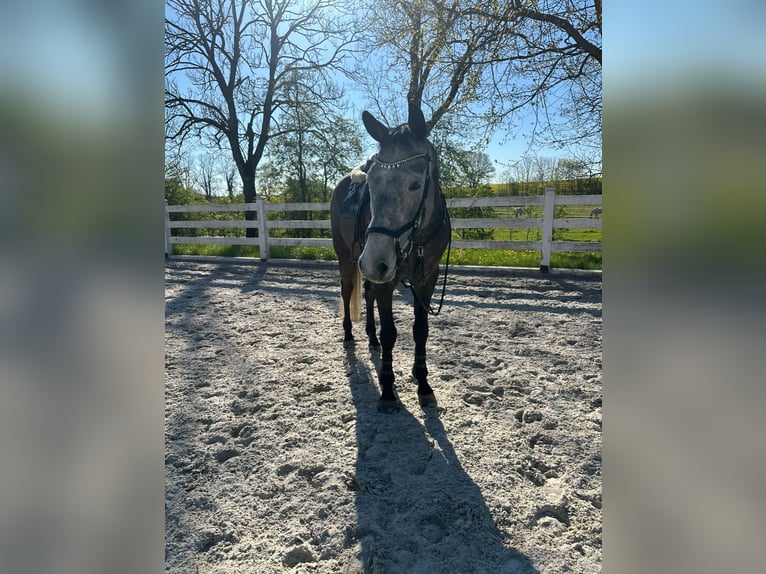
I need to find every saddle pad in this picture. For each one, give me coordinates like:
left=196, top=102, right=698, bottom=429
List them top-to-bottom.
left=339, top=180, right=368, bottom=219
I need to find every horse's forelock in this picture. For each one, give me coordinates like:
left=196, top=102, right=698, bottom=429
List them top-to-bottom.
left=376, top=124, right=409, bottom=146
left=379, top=124, right=425, bottom=149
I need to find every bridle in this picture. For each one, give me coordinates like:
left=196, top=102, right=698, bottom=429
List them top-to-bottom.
left=362, top=148, right=452, bottom=316
left=364, top=152, right=431, bottom=264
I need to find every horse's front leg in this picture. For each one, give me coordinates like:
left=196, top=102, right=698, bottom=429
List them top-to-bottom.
left=363, top=279, right=380, bottom=349
left=375, top=286, right=398, bottom=411
left=412, top=302, right=437, bottom=407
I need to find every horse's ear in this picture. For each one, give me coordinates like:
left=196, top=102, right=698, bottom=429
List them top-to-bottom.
left=407, top=102, right=427, bottom=140
left=362, top=110, right=389, bottom=143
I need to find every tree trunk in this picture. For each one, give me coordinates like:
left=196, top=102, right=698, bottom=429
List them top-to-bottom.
left=242, top=172, right=258, bottom=239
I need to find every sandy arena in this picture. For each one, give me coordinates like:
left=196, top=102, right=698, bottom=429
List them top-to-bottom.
left=165, top=258, right=602, bottom=573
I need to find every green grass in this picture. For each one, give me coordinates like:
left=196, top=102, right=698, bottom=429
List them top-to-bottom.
left=170, top=243, right=601, bottom=270
left=172, top=244, right=262, bottom=258
left=269, top=246, right=337, bottom=261
left=444, top=248, right=601, bottom=270
left=447, top=248, right=541, bottom=268
left=551, top=252, right=602, bottom=270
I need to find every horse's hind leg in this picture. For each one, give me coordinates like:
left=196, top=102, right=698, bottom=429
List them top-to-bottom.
left=339, top=263, right=355, bottom=346
left=364, top=279, right=380, bottom=349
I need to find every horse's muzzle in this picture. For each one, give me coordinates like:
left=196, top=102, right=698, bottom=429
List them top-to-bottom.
left=358, top=237, right=398, bottom=284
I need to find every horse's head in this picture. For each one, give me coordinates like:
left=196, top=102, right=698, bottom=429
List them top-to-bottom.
left=358, top=102, right=434, bottom=284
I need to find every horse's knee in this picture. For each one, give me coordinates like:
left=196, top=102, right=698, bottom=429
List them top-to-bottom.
left=380, top=325, right=396, bottom=349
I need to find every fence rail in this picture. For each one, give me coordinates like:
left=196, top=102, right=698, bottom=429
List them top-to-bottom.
left=165, top=187, right=602, bottom=272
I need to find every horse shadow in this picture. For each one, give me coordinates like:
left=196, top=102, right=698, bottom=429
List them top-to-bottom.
left=343, top=347, right=539, bottom=573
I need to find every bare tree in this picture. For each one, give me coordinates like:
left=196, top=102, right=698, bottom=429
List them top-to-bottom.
left=165, top=0, right=354, bottom=233
left=356, top=0, right=499, bottom=135
left=357, top=0, right=600, bottom=167
left=473, top=1, right=602, bottom=164
left=195, top=152, right=217, bottom=200
left=166, top=154, right=196, bottom=192
left=513, top=156, right=536, bottom=186
left=534, top=156, right=558, bottom=183
left=223, top=162, right=238, bottom=199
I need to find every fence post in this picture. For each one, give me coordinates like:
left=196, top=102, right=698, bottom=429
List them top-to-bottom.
left=540, top=185, right=555, bottom=273
left=255, top=195, right=270, bottom=261
left=164, top=200, right=171, bottom=258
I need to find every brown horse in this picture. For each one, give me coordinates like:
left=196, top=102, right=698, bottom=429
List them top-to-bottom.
left=330, top=103, right=451, bottom=412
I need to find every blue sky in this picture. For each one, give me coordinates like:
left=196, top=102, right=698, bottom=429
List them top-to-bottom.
left=7, top=0, right=763, bottom=180
left=164, top=0, right=766, bottom=182
left=164, top=1, right=606, bottom=187
left=335, top=95, right=571, bottom=180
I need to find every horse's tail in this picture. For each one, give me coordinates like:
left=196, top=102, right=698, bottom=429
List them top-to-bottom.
left=339, top=265, right=363, bottom=322
left=349, top=266, right=362, bottom=322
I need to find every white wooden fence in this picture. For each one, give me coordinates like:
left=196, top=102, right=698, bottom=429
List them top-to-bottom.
left=165, top=186, right=601, bottom=272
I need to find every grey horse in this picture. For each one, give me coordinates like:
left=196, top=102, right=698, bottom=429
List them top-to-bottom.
left=330, top=103, right=451, bottom=411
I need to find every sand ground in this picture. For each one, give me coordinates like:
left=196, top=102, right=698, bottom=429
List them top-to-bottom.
left=165, top=259, right=602, bottom=573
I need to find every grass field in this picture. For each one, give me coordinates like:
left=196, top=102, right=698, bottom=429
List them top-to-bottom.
left=168, top=203, right=602, bottom=270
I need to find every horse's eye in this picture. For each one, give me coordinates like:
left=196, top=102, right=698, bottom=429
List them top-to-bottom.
left=409, top=181, right=421, bottom=191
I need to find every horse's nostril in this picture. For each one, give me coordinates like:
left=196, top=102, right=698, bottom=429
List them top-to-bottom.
left=377, top=262, right=388, bottom=277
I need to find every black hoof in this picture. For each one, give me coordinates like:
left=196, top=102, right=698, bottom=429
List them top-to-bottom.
left=343, top=338, right=355, bottom=349
left=417, top=393, right=437, bottom=408
left=377, top=399, right=401, bottom=413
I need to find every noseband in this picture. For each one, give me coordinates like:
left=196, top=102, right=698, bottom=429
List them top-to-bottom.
left=365, top=152, right=431, bottom=263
